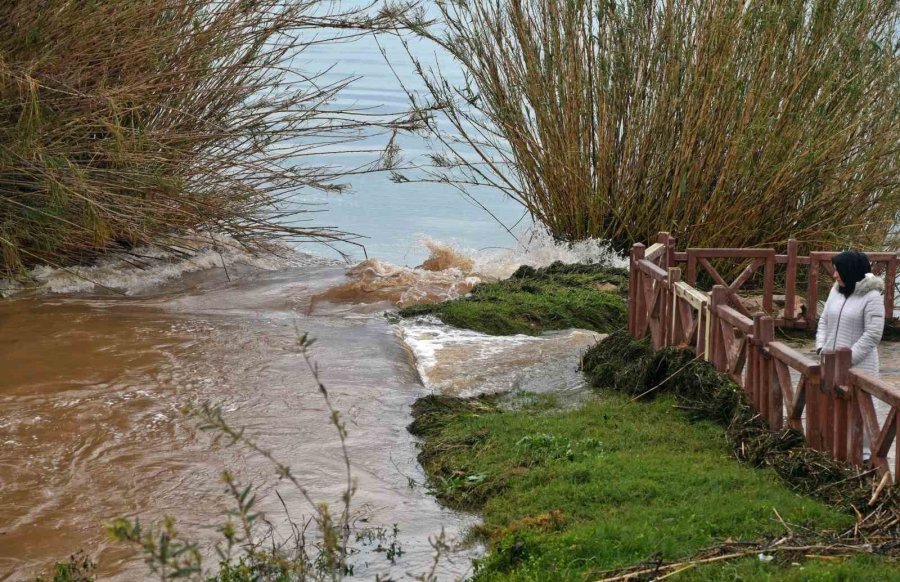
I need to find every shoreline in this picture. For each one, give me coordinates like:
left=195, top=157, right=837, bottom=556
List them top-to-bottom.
left=400, top=262, right=900, bottom=579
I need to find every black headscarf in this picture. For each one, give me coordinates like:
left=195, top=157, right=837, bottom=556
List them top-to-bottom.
left=831, top=250, right=871, bottom=297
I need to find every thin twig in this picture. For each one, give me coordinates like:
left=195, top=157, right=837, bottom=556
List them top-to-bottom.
left=631, top=353, right=705, bottom=401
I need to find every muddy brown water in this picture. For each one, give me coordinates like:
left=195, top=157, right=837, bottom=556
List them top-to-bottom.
left=0, top=263, right=491, bottom=580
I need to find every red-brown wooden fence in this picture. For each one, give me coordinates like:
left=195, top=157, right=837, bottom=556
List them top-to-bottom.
left=628, top=232, right=900, bottom=485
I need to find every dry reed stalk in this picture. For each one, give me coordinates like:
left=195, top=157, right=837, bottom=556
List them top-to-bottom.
left=0, top=0, right=424, bottom=274
left=400, top=0, right=900, bottom=252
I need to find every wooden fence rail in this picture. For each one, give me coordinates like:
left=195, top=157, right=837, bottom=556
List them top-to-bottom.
left=628, top=232, right=900, bottom=484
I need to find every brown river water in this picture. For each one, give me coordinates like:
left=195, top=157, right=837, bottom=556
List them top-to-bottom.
left=0, top=242, right=608, bottom=580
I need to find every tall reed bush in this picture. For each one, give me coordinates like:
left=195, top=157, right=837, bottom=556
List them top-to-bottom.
left=0, top=0, right=416, bottom=274
left=405, top=0, right=900, bottom=251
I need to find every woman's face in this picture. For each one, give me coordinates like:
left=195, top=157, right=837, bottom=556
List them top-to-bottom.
left=832, top=268, right=844, bottom=286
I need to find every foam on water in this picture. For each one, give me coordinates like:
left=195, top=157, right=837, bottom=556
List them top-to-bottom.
left=6, top=224, right=624, bottom=304
left=311, top=226, right=626, bottom=310
left=383, top=227, right=619, bottom=397
left=469, top=227, right=628, bottom=280
left=7, top=235, right=338, bottom=296
left=397, top=315, right=534, bottom=389
left=396, top=316, right=604, bottom=397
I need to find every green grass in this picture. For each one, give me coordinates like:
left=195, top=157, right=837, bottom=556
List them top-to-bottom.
left=398, top=262, right=628, bottom=335
left=410, top=392, right=900, bottom=580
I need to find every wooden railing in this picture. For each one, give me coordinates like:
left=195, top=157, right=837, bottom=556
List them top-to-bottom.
left=628, top=232, right=900, bottom=484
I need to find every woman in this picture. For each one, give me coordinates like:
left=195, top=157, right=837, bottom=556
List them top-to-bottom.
left=815, top=250, right=885, bottom=376
left=815, top=250, right=885, bottom=463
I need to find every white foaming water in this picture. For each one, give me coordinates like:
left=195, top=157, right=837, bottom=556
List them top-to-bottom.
left=9, top=224, right=623, bottom=301
left=469, top=226, right=627, bottom=279
left=385, top=228, right=618, bottom=398
left=11, top=236, right=339, bottom=295
left=397, top=315, right=535, bottom=390
left=397, top=316, right=604, bottom=397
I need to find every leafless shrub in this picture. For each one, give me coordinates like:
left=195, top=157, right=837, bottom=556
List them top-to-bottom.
left=0, top=0, right=425, bottom=274
left=400, top=0, right=900, bottom=252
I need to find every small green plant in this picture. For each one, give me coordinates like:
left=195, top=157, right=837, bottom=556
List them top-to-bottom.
left=515, top=433, right=604, bottom=465
left=515, top=434, right=575, bottom=462
left=107, top=517, right=201, bottom=580
left=356, top=523, right=405, bottom=565
left=36, top=551, right=96, bottom=582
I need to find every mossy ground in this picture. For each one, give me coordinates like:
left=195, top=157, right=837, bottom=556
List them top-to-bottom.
left=398, top=262, right=628, bottom=335
left=410, top=392, right=900, bottom=580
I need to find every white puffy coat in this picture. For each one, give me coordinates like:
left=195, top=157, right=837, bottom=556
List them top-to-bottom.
left=815, top=273, right=885, bottom=376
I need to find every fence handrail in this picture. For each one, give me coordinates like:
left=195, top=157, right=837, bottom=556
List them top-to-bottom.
left=628, top=231, right=900, bottom=483
left=644, top=242, right=667, bottom=262
left=637, top=259, right=668, bottom=280
left=673, top=281, right=707, bottom=310
left=717, top=305, right=753, bottom=333
left=767, top=341, right=819, bottom=376
left=851, top=369, right=900, bottom=410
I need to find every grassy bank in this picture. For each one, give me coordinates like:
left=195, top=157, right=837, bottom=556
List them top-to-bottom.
left=398, top=262, right=628, bottom=335
left=410, top=391, right=900, bottom=580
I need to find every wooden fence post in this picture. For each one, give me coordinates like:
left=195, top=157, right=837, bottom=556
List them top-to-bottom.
left=653, top=232, right=674, bottom=348
left=657, top=232, right=670, bottom=269
left=665, top=233, right=676, bottom=272
left=785, top=239, right=798, bottom=323
left=629, top=243, right=645, bottom=337
left=668, top=267, right=682, bottom=346
left=661, top=269, right=670, bottom=348
left=709, top=286, right=727, bottom=372
left=701, top=299, right=710, bottom=361
left=752, top=314, right=764, bottom=411
left=746, top=316, right=756, bottom=401
left=757, top=316, right=776, bottom=427
left=832, top=348, right=852, bottom=461
left=821, top=350, right=836, bottom=453
left=806, top=363, right=823, bottom=451
left=849, top=377, right=864, bottom=467
left=895, top=414, right=900, bottom=484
